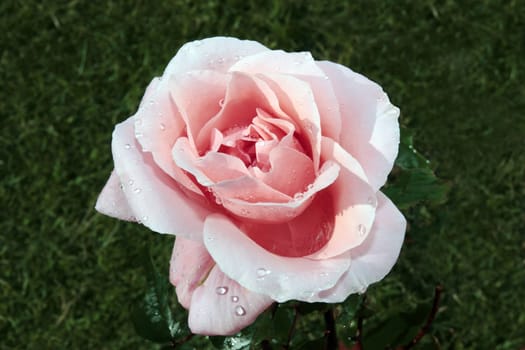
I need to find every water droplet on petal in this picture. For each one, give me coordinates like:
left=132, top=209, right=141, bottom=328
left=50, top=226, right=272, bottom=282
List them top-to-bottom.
left=194, top=40, right=203, bottom=47
left=219, top=98, right=225, bottom=107
left=148, top=100, right=155, bottom=106
left=159, top=123, right=166, bottom=131
left=135, top=132, right=143, bottom=138
left=124, top=144, right=131, bottom=149
left=128, top=180, right=134, bottom=185
left=119, top=182, right=124, bottom=190
left=133, top=188, right=142, bottom=194
left=293, top=192, right=304, bottom=200
left=142, top=215, right=148, bottom=222
left=358, top=224, right=366, bottom=236
left=256, top=268, right=271, bottom=279
left=320, top=272, right=328, bottom=277
left=216, top=286, right=228, bottom=295
left=231, top=296, right=239, bottom=303
left=234, top=305, right=246, bottom=316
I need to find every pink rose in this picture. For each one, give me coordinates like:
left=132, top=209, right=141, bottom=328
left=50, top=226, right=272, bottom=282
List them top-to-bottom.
left=96, top=37, right=406, bottom=335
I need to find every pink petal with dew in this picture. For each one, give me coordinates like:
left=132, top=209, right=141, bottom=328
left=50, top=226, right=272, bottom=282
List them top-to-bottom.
left=163, top=37, right=269, bottom=78
left=229, top=50, right=342, bottom=141
left=317, top=61, right=400, bottom=191
left=169, top=70, right=229, bottom=150
left=196, top=72, right=295, bottom=152
left=257, top=73, right=321, bottom=170
left=133, top=77, right=203, bottom=197
left=111, top=118, right=210, bottom=239
left=172, top=137, right=250, bottom=187
left=307, top=138, right=377, bottom=260
left=257, top=146, right=315, bottom=197
left=216, top=160, right=339, bottom=224
left=95, top=170, right=136, bottom=221
left=239, top=190, right=334, bottom=257
left=316, top=192, right=406, bottom=302
left=203, top=214, right=351, bottom=302
left=169, top=237, right=215, bottom=309
left=188, top=265, right=274, bottom=336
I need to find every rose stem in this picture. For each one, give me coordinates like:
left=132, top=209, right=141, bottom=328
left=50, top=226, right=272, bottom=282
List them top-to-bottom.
left=401, top=284, right=444, bottom=350
left=324, top=308, right=338, bottom=350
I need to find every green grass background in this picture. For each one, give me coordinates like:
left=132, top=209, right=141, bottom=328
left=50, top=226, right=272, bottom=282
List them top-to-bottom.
left=1, top=1, right=524, bottom=349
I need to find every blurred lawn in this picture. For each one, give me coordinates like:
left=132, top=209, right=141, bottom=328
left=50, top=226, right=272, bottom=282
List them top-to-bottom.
left=1, top=0, right=524, bottom=349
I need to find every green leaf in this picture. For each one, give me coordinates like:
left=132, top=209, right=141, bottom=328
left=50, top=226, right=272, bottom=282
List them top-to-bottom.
left=385, top=126, right=449, bottom=208
left=396, top=127, right=431, bottom=170
left=384, top=168, right=449, bottom=208
left=131, top=250, right=180, bottom=343
left=362, top=303, right=432, bottom=349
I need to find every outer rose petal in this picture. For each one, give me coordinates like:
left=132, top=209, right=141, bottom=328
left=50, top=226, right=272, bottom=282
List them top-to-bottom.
left=163, top=37, right=269, bottom=77
left=317, top=61, right=400, bottom=191
left=133, top=77, right=203, bottom=197
left=111, top=118, right=210, bottom=239
left=307, top=137, right=377, bottom=259
left=95, top=170, right=136, bottom=221
left=316, top=192, right=406, bottom=302
left=203, top=214, right=351, bottom=302
left=169, top=237, right=214, bottom=309
left=188, top=265, right=274, bottom=336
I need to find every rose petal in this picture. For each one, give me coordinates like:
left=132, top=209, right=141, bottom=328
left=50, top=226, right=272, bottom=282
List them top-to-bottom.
left=163, top=37, right=269, bottom=77
left=229, top=50, right=324, bottom=78
left=230, top=50, right=342, bottom=141
left=317, top=61, right=400, bottom=191
left=169, top=70, right=229, bottom=150
left=196, top=72, right=295, bottom=152
left=257, top=73, right=321, bottom=170
left=134, top=78, right=203, bottom=197
left=111, top=118, right=210, bottom=239
left=172, top=137, right=250, bottom=187
left=307, top=138, right=377, bottom=259
left=258, top=146, right=316, bottom=197
left=217, top=160, right=339, bottom=224
left=95, top=170, right=136, bottom=221
left=239, top=190, right=334, bottom=257
left=316, top=192, right=406, bottom=302
left=203, top=214, right=351, bottom=302
left=169, top=237, right=215, bottom=309
left=188, top=265, right=274, bottom=335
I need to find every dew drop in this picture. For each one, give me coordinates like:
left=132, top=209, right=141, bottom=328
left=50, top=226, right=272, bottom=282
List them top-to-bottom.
left=194, top=40, right=203, bottom=47
left=219, top=98, right=225, bottom=107
left=148, top=100, right=155, bottom=106
left=159, top=123, right=166, bottom=131
left=135, top=132, right=143, bottom=138
left=124, top=143, right=131, bottom=149
left=128, top=180, right=134, bottom=185
left=119, top=182, right=124, bottom=190
left=133, top=188, right=142, bottom=194
left=293, top=192, right=304, bottom=200
left=142, top=215, right=148, bottom=222
left=358, top=224, right=366, bottom=236
left=256, top=268, right=271, bottom=279
left=320, top=272, right=328, bottom=277
left=216, top=286, right=228, bottom=295
left=231, top=296, right=239, bottom=303
left=234, top=305, right=246, bottom=316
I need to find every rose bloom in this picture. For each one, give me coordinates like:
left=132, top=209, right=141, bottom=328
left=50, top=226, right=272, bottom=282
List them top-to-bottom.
left=96, top=37, right=406, bottom=335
